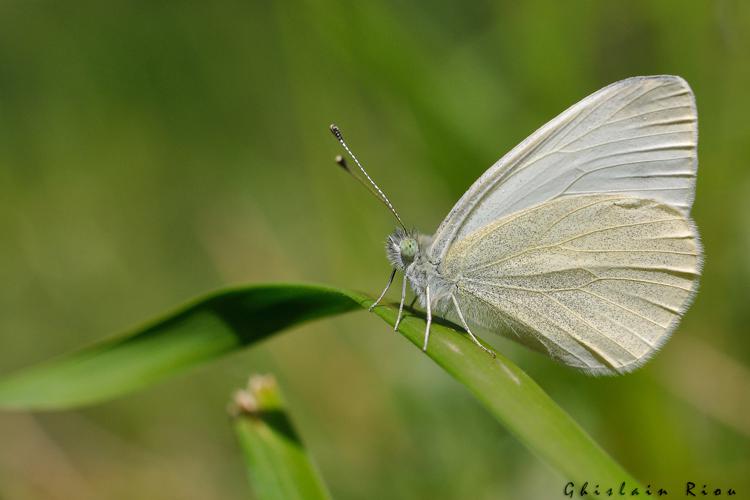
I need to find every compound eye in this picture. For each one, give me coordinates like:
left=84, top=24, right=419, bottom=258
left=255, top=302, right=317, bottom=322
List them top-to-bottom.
left=399, top=238, right=418, bottom=261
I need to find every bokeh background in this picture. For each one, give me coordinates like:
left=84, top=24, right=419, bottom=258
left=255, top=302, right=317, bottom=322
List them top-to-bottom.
left=1, top=1, right=749, bottom=499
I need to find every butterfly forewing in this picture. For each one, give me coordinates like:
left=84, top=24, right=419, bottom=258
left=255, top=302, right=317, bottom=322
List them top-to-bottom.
left=430, top=76, right=698, bottom=263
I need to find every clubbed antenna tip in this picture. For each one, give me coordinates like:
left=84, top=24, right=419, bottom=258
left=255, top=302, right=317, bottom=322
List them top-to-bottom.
left=335, top=154, right=349, bottom=171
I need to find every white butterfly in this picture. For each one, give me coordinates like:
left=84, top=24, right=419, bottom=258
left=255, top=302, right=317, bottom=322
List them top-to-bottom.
left=332, top=75, right=701, bottom=375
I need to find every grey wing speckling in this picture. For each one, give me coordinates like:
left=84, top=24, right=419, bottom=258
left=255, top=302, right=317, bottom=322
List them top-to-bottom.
left=440, top=194, right=701, bottom=375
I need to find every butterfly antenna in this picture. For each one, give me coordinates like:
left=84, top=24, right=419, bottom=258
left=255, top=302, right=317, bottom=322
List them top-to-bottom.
left=330, top=124, right=406, bottom=229
left=334, top=155, right=386, bottom=205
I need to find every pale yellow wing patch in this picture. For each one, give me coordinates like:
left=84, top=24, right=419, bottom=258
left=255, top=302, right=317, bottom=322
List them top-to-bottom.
left=441, top=194, right=701, bottom=375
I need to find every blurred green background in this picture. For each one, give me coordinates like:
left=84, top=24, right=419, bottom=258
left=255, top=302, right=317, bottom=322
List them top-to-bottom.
left=1, top=1, right=749, bottom=499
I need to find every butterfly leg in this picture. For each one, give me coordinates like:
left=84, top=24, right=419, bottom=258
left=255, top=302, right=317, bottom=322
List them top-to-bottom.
left=369, top=268, right=396, bottom=311
left=394, top=275, right=407, bottom=332
left=422, top=285, right=432, bottom=351
left=451, top=295, right=496, bottom=358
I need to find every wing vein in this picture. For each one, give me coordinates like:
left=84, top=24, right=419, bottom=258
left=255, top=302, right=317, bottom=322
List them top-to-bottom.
left=555, top=82, right=679, bottom=150
left=560, top=132, right=694, bottom=155
left=467, top=218, right=685, bottom=273
left=558, top=246, right=698, bottom=256
left=463, top=274, right=692, bottom=294
left=460, top=287, right=597, bottom=367
left=566, top=288, right=668, bottom=330
left=540, top=291, right=638, bottom=362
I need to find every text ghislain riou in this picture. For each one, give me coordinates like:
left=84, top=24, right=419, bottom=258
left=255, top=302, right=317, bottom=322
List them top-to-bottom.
left=564, top=481, right=737, bottom=497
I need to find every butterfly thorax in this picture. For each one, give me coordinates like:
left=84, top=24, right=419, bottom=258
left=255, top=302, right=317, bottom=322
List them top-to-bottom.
left=386, top=228, right=454, bottom=310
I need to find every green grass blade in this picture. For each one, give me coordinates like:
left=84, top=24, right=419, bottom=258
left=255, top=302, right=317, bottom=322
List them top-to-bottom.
left=0, top=282, right=638, bottom=484
left=0, top=284, right=361, bottom=410
left=370, top=301, right=640, bottom=486
left=231, top=374, right=332, bottom=500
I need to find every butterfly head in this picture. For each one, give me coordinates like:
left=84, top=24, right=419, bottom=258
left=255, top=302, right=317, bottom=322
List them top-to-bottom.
left=386, top=228, right=420, bottom=271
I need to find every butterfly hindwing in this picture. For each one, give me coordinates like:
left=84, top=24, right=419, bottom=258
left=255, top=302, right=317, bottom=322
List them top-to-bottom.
left=441, top=194, right=701, bottom=374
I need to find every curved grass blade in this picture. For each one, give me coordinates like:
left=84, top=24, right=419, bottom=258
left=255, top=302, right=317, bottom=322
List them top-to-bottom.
left=0, top=282, right=638, bottom=484
left=0, top=284, right=361, bottom=410
left=231, top=374, right=332, bottom=500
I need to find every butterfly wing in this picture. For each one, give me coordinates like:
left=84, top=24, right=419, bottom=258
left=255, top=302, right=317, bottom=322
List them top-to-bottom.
left=430, top=75, right=698, bottom=263
left=442, top=194, right=701, bottom=375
